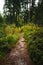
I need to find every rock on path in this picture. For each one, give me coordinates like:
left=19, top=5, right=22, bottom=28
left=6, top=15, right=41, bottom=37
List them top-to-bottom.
left=0, top=33, right=34, bottom=65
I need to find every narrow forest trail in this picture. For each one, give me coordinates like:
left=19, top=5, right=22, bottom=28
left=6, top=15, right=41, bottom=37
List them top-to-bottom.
left=0, top=33, right=34, bottom=65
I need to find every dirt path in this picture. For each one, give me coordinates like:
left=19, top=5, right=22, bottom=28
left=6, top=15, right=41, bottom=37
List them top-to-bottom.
left=0, top=33, right=34, bottom=65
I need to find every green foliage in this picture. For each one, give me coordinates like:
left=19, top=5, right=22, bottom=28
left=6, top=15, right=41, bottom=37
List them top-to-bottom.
left=4, top=0, right=22, bottom=23
left=35, top=0, right=43, bottom=25
left=0, top=14, right=4, bottom=23
left=0, top=14, right=6, bottom=24
left=21, top=23, right=43, bottom=65
left=21, top=23, right=39, bottom=39
left=0, top=24, right=20, bottom=60
left=28, top=30, right=43, bottom=65
left=6, top=33, right=20, bottom=47
left=0, top=37, right=11, bottom=60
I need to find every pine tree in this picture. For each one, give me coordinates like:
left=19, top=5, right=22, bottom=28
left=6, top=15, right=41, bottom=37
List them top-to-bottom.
left=4, top=0, right=21, bottom=24
left=35, top=0, right=43, bottom=25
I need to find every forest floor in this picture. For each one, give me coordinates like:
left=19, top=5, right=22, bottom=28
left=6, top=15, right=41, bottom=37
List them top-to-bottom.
left=0, top=33, right=34, bottom=65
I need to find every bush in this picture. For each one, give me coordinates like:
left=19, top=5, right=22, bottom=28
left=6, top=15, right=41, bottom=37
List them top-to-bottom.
left=21, top=23, right=43, bottom=65
left=21, top=23, right=39, bottom=42
left=0, top=24, right=20, bottom=60
left=28, top=30, right=43, bottom=65
left=6, top=33, right=20, bottom=48
left=0, top=37, right=10, bottom=60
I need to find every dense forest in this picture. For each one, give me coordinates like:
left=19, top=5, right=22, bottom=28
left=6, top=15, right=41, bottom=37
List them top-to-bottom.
left=0, top=0, right=43, bottom=65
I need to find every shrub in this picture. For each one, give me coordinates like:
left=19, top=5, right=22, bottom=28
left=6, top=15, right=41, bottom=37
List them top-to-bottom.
left=21, top=23, right=43, bottom=65
left=21, top=23, right=39, bottom=42
left=0, top=24, right=20, bottom=60
left=28, top=30, right=43, bottom=65
left=6, top=33, right=20, bottom=48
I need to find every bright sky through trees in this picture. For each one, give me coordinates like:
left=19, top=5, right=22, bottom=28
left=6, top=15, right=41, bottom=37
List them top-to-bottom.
left=0, top=0, right=39, bottom=14
left=0, top=0, right=4, bottom=13
left=35, top=0, right=39, bottom=5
